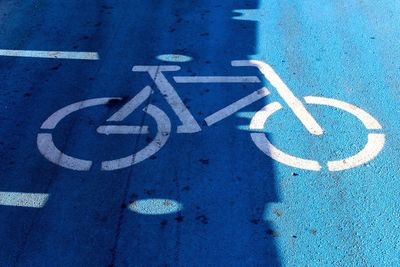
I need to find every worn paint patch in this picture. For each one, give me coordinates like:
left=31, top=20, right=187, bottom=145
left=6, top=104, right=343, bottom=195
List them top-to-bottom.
left=156, top=54, right=192, bottom=62
left=128, top=199, right=183, bottom=215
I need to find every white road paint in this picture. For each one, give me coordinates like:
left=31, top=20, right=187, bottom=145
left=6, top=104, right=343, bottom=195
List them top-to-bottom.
left=0, top=49, right=99, bottom=60
left=157, top=54, right=193, bottom=62
left=232, top=60, right=324, bottom=136
left=37, top=61, right=384, bottom=172
left=132, top=65, right=201, bottom=133
left=173, top=76, right=261, bottom=83
left=107, top=86, right=152, bottom=122
left=205, top=87, right=270, bottom=126
left=249, top=96, right=384, bottom=171
left=304, top=96, right=383, bottom=130
left=304, top=96, right=385, bottom=170
left=38, top=97, right=171, bottom=171
left=39, top=97, right=120, bottom=171
left=41, top=98, right=120, bottom=130
left=250, top=102, right=322, bottom=171
left=101, top=104, right=171, bottom=171
left=97, top=125, right=149, bottom=135
left=37, top=133, right=93, bottom=171
left=327, top=134, right=385, bottom=171
left=0, top=192, right=49, bottom=208
left=128, top=198, right=183, bottom=215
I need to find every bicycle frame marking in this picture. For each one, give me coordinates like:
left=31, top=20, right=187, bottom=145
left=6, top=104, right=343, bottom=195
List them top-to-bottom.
left=232, top=60, right=324, bottom=136
left=132, top=65, right=201, bottom=134
left=106, top=86, right=152, bottom=122
left=204, top=87, right=269, bottom=126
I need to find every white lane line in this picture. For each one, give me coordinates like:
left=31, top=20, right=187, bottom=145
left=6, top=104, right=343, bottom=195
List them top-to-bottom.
left=0, top=49, right=99, bottom=60
left=232, top=60, right=324, bottom=136
left=173, top=76, right=261, bottom=83
left=205, top=87, right=270, bottom=126
left=96, top=125, right=149, bottom=135
left=0, top=192, right=49, bottom=208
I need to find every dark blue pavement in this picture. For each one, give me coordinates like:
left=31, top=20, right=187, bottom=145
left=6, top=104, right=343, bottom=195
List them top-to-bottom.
left=1, top=1, right=400, bottom=266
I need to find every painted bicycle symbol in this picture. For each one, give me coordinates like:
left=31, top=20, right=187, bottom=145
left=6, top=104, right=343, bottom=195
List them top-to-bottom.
left=37, top=60, right=385, bottom=171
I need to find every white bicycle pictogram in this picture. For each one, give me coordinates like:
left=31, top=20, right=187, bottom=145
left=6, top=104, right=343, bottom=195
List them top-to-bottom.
left=37, top=60, right=385, bottom=171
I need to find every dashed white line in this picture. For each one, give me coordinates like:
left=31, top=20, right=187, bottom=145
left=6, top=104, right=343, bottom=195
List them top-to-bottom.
left=0, top=49, right=99, bottom=60
left=0, top=192, right=49, bottom=208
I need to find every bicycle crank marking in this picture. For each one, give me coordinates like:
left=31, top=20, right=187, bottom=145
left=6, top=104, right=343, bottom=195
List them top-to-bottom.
left=250, top=97, right=385, bottom=172
left=101, top=104, right=171, bottom=171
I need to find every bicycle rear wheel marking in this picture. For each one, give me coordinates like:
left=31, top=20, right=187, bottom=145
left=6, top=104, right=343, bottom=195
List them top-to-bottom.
left=38, top=98, right=171, bottom=171
left=38, top=98, right=118, bottom=171
left=37, top=133, right=93, bottom=171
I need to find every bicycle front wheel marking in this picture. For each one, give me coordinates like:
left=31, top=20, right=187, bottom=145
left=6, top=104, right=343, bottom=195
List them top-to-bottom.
left=304, top=96, right=385, bottom=171
left=250, top=97, right=385, bottom=172
left=250, top=102, right=322, bottom=171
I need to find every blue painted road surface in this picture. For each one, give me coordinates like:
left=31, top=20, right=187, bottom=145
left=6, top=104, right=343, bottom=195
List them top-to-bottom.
left=1, top=0, right=400, bottom=266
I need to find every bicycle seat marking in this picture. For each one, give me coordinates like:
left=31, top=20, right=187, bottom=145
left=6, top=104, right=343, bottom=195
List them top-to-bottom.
left=37, top=60, right=385, bottom=172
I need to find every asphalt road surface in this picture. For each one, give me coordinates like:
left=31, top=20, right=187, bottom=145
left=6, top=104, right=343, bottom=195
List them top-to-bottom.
left=1, top=0, right=400, bottom=266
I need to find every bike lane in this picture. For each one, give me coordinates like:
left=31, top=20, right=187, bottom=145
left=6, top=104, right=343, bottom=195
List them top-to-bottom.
left=0, top=0, right=280, bottom=266
left=1, top=0, right=400, bottom=266
left=235, top=0, right=400, bottom=265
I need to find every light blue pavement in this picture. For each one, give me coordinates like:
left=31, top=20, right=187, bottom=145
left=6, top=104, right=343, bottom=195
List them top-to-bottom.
left=0, top=1, right=399, bottom=266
